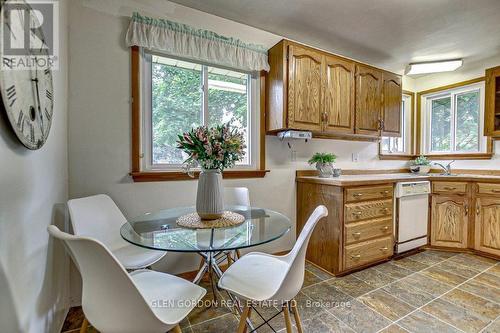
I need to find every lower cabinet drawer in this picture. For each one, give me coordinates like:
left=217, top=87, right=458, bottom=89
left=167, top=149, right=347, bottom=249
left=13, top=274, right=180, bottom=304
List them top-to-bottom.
left=432, top=181, right=467, bottom=195
left=477, top=183, right=500, bottom=195
left=345, top=199, right=392, bottom=222
left=345, top=218, right=393, bottom=245
left=344, top=236, right=393, bottom=270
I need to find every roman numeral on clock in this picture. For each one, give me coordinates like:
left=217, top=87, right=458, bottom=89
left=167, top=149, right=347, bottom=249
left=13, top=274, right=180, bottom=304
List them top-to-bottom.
left=44, top=68, right=50, bottom=76
left=6, top=85, right=16, bottom=107
left=46, top=90, right=53, bottom=100
left=44, top=108, right=52, bottom=121
left=17, top=110, right=24, bottom=128
left=29, top=123, right=35, bottom=143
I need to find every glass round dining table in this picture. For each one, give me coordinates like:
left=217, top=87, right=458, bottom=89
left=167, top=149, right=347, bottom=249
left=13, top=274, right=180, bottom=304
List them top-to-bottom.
left=120, top=205, right=291, bottom=284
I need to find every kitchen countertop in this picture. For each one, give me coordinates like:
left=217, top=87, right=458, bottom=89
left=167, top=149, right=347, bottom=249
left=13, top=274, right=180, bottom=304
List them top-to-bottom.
left=296, top=172, right=500, bottom=186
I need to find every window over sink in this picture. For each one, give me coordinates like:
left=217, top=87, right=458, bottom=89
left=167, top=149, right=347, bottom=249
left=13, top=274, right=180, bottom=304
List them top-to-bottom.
left=421, top=82, right=487, bottom=155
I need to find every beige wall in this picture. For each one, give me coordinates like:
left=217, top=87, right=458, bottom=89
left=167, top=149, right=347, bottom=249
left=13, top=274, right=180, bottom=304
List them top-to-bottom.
left=67, top=0, right=500, bottom=280
left=0, top=2, right=69, bottom=332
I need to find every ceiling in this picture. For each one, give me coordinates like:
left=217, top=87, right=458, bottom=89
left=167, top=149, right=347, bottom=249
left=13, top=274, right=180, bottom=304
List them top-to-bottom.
left=169, top=0, right=500, bottom=74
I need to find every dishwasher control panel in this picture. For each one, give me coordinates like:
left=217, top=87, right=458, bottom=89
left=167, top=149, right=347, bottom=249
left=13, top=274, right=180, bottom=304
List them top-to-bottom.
left=395, top=181, right=431, bottom=197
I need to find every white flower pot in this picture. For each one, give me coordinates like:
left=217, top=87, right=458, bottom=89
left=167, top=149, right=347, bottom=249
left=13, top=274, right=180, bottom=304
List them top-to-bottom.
left=316, top=162, right=334, bottom=178
left=410, top=165, right=431, bottom=174
left=196, top=169, right=224, bottom=220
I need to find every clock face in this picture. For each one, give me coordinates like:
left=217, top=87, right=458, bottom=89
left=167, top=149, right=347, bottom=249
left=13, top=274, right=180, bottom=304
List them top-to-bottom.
left=0, top=1, right=54, bottom=150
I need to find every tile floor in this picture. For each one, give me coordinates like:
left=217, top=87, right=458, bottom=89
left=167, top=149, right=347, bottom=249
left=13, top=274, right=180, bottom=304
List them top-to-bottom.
left=61, top=250, right=500, bottom=333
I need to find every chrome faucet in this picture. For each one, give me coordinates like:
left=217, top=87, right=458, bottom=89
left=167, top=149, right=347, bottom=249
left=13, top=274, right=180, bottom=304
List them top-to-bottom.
left=433, top=160, right=455, bottom=175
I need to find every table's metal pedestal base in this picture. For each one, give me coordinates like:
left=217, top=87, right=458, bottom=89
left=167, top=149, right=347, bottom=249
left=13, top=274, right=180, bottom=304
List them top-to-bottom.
left=193, top=250, right=260, bottom=331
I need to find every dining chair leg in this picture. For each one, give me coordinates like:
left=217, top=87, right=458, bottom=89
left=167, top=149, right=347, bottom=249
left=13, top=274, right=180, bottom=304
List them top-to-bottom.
left=235, top=249, right=241, bottom=259
left=226, top=252, right=232, bottom=267
left=291, top=299, right=303, bottom=333
left=282, top=303, right=293, bottom=333
left=237, top=304, right=251, bottom=333
left=80, top=318, right=88, bottom=333
left=172, top=324, right=182, bottom=333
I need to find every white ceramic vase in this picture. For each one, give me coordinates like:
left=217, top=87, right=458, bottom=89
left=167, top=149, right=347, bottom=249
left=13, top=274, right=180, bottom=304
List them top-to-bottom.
left=196, top=169, right=224, bottom=220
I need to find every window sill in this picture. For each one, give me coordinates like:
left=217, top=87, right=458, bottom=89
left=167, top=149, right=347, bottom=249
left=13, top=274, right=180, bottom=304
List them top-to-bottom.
left=379, top=153, right=494, bottom=160
left=130, top=170, right=270, bottom=182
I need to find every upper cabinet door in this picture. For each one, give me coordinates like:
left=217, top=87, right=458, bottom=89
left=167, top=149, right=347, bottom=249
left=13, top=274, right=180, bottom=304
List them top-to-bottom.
left=287, top=45, right=323, bottom=131
left=322, top=55, right=355, bottom=134
left=355, top=65, right=383, bottom=135
left=485, top=66, right=500, bottom=137
left=381, top=72, right=402, bottom=137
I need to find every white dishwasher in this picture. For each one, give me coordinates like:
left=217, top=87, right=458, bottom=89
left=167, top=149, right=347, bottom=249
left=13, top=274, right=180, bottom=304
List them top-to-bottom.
left=395, top=181, right=431, bottom=254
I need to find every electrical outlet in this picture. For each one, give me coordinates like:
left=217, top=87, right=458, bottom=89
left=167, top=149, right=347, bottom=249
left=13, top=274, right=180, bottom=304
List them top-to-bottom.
left=352, top=153, right=360, bottom=162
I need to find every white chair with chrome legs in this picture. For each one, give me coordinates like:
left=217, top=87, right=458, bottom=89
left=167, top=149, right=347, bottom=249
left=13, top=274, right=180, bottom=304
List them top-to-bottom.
left=224, top=187, right=250, bottom=261
left=224, top=187, right=250, bottom=207
left=68, top=194, right=166, bottom=270
left=218, top=205, right=328, bottom=333
left=48, top=225, right=206, bottom=333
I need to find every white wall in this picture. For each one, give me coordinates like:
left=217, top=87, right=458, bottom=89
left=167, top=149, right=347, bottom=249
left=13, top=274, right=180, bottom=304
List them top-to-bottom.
left=67, top=0, right=500, bottom=279
left=0, top=2, right=69, bottom=333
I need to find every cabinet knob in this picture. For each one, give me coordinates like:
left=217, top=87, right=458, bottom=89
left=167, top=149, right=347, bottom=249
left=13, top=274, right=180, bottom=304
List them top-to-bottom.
left=444, top=186, right=456, bottom=190
left=492, top=189, right=500, bottom=193
left=381, top=190, right=390, bottom=195
left=353, top=193, right=363, bottom=198
left=476, top=206, right=480, bottom=215
left=352, top=211, right=362, bottom=216
left=381, top=226, right=389, bottom=231
left=353, top=232, right=361, bottom=237
left=379, top=247, right=389, bottom=251
left=351, top=254, right=361, bottom=259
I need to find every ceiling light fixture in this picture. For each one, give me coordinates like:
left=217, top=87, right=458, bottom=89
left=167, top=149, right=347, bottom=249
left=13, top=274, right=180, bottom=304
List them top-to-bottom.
left=406, top=59, right=463, bottom=75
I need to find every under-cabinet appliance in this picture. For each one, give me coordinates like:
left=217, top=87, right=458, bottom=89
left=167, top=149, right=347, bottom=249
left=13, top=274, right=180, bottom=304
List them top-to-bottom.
left=395, top=181, right=431, bottom=254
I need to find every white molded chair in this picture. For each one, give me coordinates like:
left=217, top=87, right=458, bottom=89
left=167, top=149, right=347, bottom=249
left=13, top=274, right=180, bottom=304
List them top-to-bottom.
left=224, top=187, right=250, bottom=207
left=224, top=187, right=250, bottom=261
left=68, top=194, right=166, bottom=270
left=218, top=205, right=328, bottom=333
left=48, top=225, right=206, bottom=333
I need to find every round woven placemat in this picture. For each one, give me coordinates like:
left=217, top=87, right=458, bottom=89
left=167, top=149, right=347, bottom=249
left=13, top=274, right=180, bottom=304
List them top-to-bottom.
left=176, top=211, right=245, bottom=229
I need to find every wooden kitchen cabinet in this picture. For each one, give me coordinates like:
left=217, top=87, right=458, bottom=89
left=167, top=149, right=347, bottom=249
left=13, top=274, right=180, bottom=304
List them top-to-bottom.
left=266, top=40, right=401, bottom=139
left=287, top=44, right=323, bottom=132
left=322, top=54, right=355, bottom=134
left=355, top=64, right=383, bottom=135
left=484, top=65, right=500, bottom=137
left=381, top=72, right=402, bottom=136
left=296, top=179, right=393, bottom=275
left=296, top=182, right=343, bottom=273
left=431, top=195, right=469, bottom=248
left=474, top=196, right=500, bottom=256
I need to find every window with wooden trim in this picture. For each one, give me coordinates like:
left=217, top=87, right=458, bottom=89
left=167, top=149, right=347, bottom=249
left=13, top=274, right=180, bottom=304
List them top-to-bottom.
left=130, top=47, right=267, bottom=181
left=380, top=78, right=493, bottom=161
left=420, top=82, right=487, bottom=155
left=381, top=93, right=413, bottom=155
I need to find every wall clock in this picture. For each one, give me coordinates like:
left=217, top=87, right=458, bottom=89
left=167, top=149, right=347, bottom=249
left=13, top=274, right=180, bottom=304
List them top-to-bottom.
left=0, top=0, right=54, bottom=150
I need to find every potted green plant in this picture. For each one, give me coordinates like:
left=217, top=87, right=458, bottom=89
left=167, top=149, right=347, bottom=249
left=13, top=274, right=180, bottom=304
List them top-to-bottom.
left=177, top=123, right=246, bottom=220
left=308, top=152, right=337, bottom=178
left=410, top=155, right=432, bottom=174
